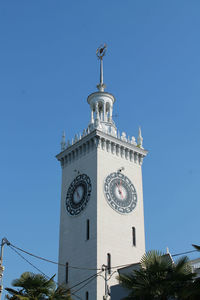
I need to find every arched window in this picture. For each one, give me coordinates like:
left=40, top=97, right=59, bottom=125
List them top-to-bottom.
left=98, top=102, right=103, bottom=120
left=106, top=102, right=110, bottom=121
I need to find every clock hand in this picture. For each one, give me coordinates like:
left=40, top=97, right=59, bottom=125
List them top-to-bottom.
left=120, top=180, right=124, bottom=199
left=116, top=182, right=123, bottom=198
left=116, top=182, right=121, bottom=193
left=76, top=189, right=80, bottom=199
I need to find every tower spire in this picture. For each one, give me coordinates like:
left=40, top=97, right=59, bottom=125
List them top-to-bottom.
left=96, top=44, right=107, bottom=92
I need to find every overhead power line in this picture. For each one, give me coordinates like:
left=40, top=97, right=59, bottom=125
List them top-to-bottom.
left=5, top=239, right=200, bottom=300
left=7, top=240, right=200, bottom=272
left=9, top=242, right=134, bottom=272
left=9, top=243, right=101, bottom=271
left=8, top=244, right=101, bottom=300
left=9, top=244, right=102, bottom=291
left=9, top=245, right=50, bottom=278
left=171, top=249, right=198, bottom=257
left=109, top=250, right=199, bottom=270
left=68, top=270, right=103, bottom=292
left=72, top=271, right=103, bottom=294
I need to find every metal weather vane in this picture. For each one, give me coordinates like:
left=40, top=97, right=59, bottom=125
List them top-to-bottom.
left=96, top=43, right=107, bottom=59
left=96, top=44, right=107, bottom=91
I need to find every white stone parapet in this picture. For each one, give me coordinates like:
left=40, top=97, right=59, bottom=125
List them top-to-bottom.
left=60, top=126, right=142, bottom=152
left=56, top=129, right=148, bottom=168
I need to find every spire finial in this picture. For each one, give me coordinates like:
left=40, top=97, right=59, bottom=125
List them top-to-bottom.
left=96, top=44, right=107, bottom=92
left=137, top=126, right=143, bottom=148
left=61, top=130, right=66, bottom=151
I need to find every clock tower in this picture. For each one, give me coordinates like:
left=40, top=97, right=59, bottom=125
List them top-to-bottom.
left=56, top=45, right=148, bottom=300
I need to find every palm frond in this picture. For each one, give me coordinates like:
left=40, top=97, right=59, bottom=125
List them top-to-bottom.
left=192, top=244, right=200, bottom=251
left=118, top=250, right=195, bottom=300
left=140, top=250, right=167, bottom=269
left=174, top=256, right=192, bottom=274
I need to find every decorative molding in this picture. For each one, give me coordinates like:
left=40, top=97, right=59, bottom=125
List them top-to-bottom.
left=60, top=125, right=141, bottom=153
left=56, top=129, right=148, bottom=168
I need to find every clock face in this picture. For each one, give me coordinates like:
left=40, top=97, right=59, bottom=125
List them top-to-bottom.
left=104, top=172, right=137, bottom=214
left=66, top=174, right=92, bottom=216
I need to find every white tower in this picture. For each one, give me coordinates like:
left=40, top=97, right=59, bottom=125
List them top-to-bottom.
left=56, top=45, right=148, bottom=300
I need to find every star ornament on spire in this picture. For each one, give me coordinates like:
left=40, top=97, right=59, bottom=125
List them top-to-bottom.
left=96, top=44, right=107, bottom=91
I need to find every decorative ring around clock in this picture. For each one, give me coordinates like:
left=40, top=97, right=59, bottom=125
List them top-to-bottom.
left=104, top=172, right=137, bottom=214
left=66, top=174, right=92, bottom=216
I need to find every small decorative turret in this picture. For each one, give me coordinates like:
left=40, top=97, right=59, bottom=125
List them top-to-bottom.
left=87, top=44, right=117, bottom=137
left=137, top=126, right=143, bottom=148
left=61, top=131, right=66, bottom=151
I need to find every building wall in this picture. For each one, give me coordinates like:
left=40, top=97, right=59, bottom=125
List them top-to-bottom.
left=57, top=131, right=147, bottom=300
left=96, top=144, right=146, bottom=300
left=58, top=146, right=98, bottom=300
left=190, top=257, right=200, bottom=277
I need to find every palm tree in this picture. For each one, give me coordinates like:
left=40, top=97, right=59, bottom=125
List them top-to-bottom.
left=185, top=244, right=200, bottom=299
left=118, top=251, right=195, bottom=300
left=5, top=272, right=72, bottom=300
left=181, top=277, right=200, bottom=300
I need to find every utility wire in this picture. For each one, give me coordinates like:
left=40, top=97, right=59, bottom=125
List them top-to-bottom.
left=6, top=241, right=200, bottom=300
left=8, top=241, right=199, bottom=272
left=9, top=242, right=141, bottom=272
left=9, top=242, right=132, bottom=275
left=9, top=243, right=101, bottom=271
left=9, top=244, right=82, bottom=299
left=8, top=245, right=88, bottom=300
left=9, top=245, right=50, bottom=278
left=9, top=245, right=102, bottom=296
left=172, top=249, right=198, bottom=257
left=109, top=250, right=199, bottom=270
left=68, top=270, right=103, bottom=292
left=107, top=270, right=117, bottom=281
left=72, top=271, right=103, bottom=294
left=72, top=276, right=97, bottom=295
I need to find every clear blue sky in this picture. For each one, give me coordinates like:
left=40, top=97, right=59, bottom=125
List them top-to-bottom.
left=1, top=0, right=200, bottom=296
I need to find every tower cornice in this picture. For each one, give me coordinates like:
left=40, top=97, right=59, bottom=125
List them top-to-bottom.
left=56, top=129, right=148, bottom=168
left=96, top=129, right=148, bottom=155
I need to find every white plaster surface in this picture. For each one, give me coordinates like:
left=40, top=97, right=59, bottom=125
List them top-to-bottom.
left=58, top=132, right=146, bottom=300
left=96, top=147, right=145, bottom=300
left=58, top=148, right=98, bottom=300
